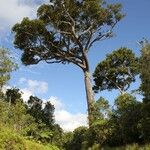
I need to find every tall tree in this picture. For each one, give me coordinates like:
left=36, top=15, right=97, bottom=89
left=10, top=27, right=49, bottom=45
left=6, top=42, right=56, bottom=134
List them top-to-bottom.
left=12, top=0, right=124, bottom=125
left=93, top=47, right=138, bottom=94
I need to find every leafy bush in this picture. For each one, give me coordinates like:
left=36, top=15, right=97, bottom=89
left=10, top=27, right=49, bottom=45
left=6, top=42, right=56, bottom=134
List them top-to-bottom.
left=0, top=127, right=59, bottom=150
left=0, top=128, right=25, bottom=150
left=25, top=140, right=59, bottom=150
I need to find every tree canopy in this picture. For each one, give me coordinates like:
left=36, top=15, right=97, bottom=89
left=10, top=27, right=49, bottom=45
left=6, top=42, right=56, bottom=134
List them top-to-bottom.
left=12, top=0, right=124, bottom=68
left=93, top=47, right=138, bottom=94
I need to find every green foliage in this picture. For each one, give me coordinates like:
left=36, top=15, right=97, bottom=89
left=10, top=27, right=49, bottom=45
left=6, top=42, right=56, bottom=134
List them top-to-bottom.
left=12, top=0, right=124, bottom=66
left=138, top=40, right=150, bottom=142
left=139, top=41, right=150, bottom=103
left=93, top=47, right=138, bottom=94
left=0, top=48, right=17, bottom=90
left=5, top=88, right=23, bottom=104
left=115, top=93, right=138, bottom=110
left=108, top=94, right=141, bottom=146
left=26, top=96, right=63, bottom=146
left=27, top=96, right=55, bottom=127
left=0, top=97, right=60, bottom=149
left=93, top=97, right=110, bottom=121
left=0, top=99, right=37, bottom=135
left=140, top=103, right=150, bottom=143
left=88, top=120, right=110, bottom=147
left=63, top=126, right=88, bottom=150
left=0, top=127, right=60, bottom=150
left=0, top=128, right=25, bottom=150
left=62, top=132, right=74, bottom=149
left=25, top=140, right=59, bottom=150
left=104, top=144, right=150, bottom=150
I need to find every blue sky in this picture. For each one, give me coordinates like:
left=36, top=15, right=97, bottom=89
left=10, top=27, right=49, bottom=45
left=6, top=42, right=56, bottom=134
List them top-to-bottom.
left=0, top=0, right=150, bottom=131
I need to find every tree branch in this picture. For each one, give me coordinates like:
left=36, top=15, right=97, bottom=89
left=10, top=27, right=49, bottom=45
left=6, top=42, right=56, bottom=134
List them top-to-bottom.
left=62, top=2, right=75, bottom=27
left=89, top=21, right=117, bottom=48
left=79, top=25, right=94, bottom=37
left=56, top=30, right=72, bottom=35
left=89, top=30, right=112, bottom=48
left=45, top=60, right=62, bottom=64
left=104, top=76, right=124, bottom=94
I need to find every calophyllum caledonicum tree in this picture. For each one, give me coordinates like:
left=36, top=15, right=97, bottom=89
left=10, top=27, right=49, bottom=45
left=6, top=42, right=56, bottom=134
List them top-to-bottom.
left=12, top=0, right=124, bottom=125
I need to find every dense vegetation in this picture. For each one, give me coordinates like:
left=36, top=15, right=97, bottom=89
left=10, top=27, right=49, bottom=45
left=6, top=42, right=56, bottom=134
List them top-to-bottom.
left=0, top=0, right=150, bottom=149
left=0, top=41, right=150, bottom=149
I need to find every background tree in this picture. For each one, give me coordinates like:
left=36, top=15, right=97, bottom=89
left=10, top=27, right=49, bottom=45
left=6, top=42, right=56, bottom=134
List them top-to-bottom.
left=12, top=0, right=124, bottom=125
left=138, top=39, right=150, bottom=142
left=139, top=40, right=150, bottom=103
left=93, top=47, right=138, bottom=94
left=0, top=48, right=17, bottom=91
left=5, top=88, right=23, bottom=105
left=108, top=94, right=141, bottom=146
left=27, top=95, right=60, bottom=144
left=27, top=96, right=55, bottom=127
left=27, top=96, right=44, bottom=124
left=87, top=97, right=111, bottom=148
left=93, top=97, right=110, bottom=121
left=43, top=101, right=55, bottom=127
left=64, top=126, right=88, bottom=150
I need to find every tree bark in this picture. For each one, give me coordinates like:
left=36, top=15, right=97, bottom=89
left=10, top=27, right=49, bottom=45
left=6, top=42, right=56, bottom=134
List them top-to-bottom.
left=83, top=69, right=95, bottom=126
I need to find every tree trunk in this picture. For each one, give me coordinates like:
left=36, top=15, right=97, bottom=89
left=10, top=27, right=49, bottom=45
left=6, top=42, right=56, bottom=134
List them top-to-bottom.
left=83, top=70, right=95, bottom=126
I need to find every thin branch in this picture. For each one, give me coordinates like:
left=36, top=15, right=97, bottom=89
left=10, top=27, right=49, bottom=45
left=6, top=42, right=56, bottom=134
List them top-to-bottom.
left=62, top=3, right=75, bottom=27
left=59, top=20, right=72, bottom=26
left=89, top=21, right=117, bottom=48
left=79, top=25, right=94, bottom=37
left=56, top=30, right=72, bottom=35
left=85, top=30, right=93, bottom=50
left=89, top=30, right=112, bottom=48
left=64, top=56, right=85, bottom=69
left=45, top=60, right=62, bottom=64
left=104, top=76, right=124, bottom=94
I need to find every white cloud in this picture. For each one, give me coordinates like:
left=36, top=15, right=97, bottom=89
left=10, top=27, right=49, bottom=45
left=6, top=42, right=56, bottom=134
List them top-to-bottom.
left=0, top=0, right=49, bottom=39
left=0, top=0, right=47, bottom=27
left=0, top=1, right=32, bottom=33
left=19, top=78, right=48, bottom=94
left=2, top=85, right=11, bottom=93
left=21, top=88, right=33, bottom=102
left=49, top=96, right=64, bottom=110
left=48, top=97, right=88, bottom=131
left=55, top=110, right=87, bottom=131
